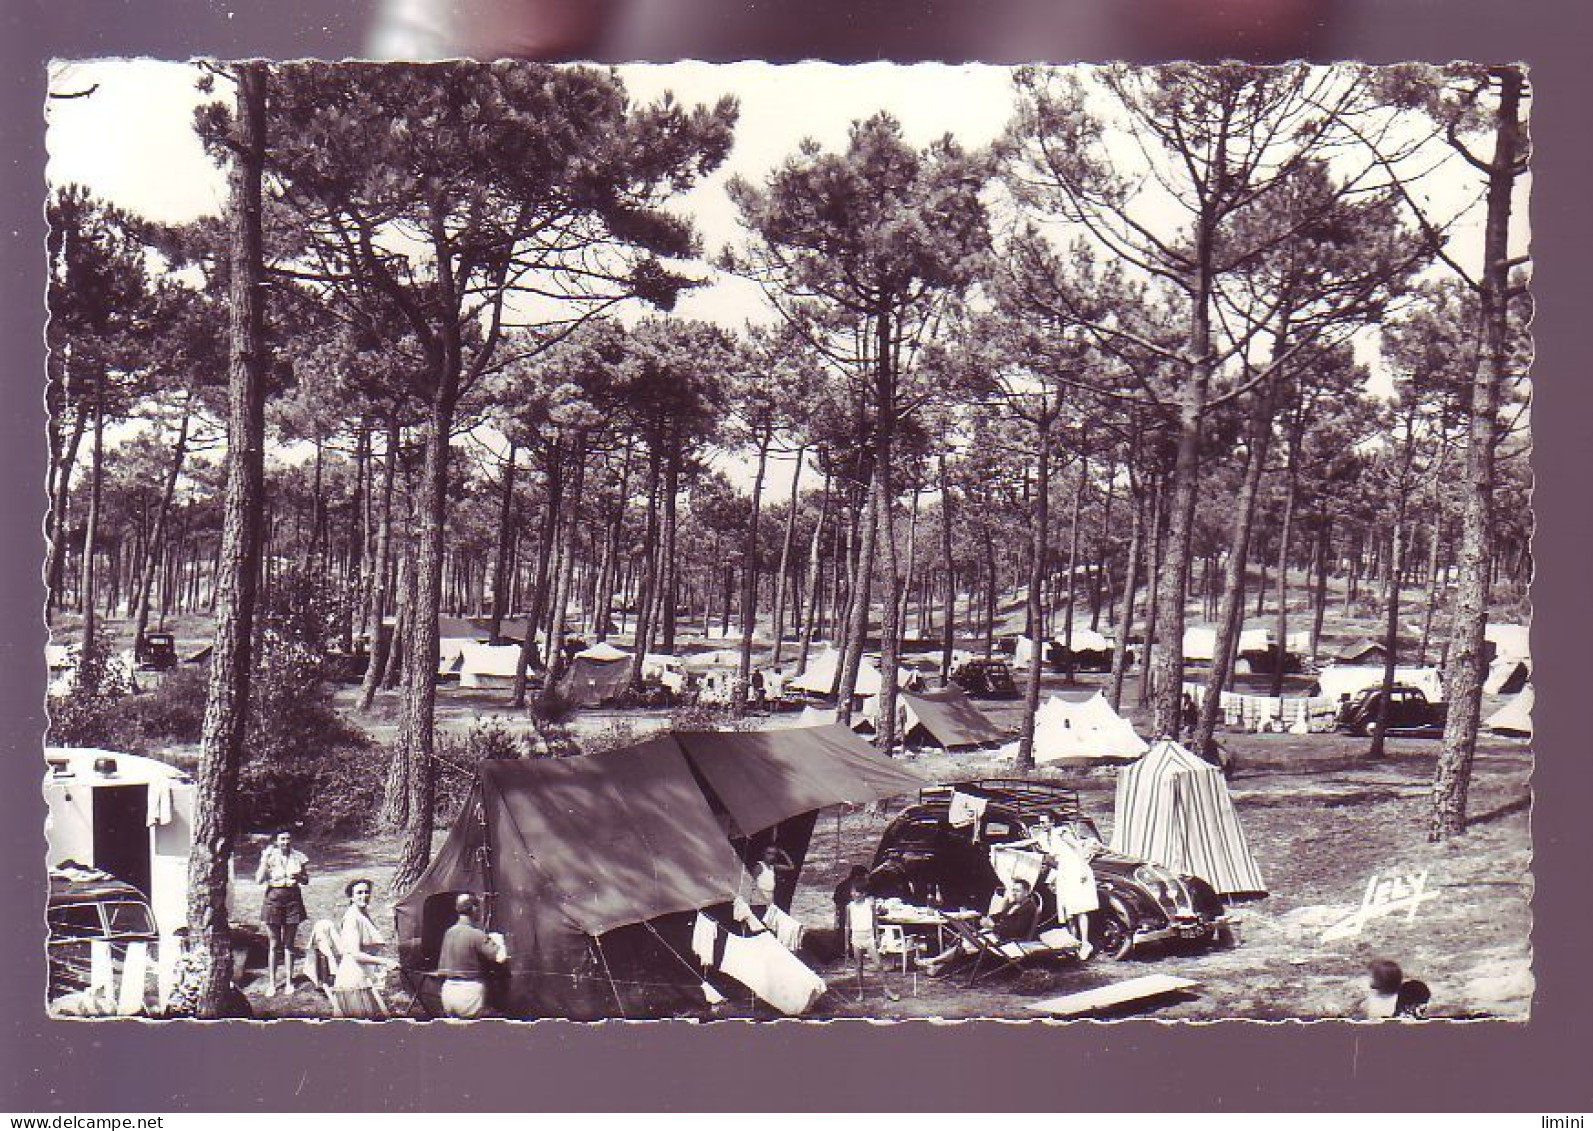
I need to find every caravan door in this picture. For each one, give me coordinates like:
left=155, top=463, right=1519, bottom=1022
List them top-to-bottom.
left=91, top=784, right=152, bottom=900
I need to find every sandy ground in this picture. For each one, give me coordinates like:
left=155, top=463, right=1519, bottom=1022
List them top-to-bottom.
left=236, top=668, right=1533, bottom=1023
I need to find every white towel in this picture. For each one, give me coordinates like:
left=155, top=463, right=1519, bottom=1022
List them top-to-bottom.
left=146, top=778, right=174, bottom=827
left=948, top=790, right=987, bottom=828
left=761, top=905, right=806, bottom=951
left=691, top=913, right=720, bottom=966
left=716, top=930, right=827, bottom=1016
left=117, top=941, right=149, bottom=1016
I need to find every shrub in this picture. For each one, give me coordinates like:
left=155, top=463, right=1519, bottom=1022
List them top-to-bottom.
left=47, top=629, right=137, bottom=748
left=120, top=666, right=209, bottom=746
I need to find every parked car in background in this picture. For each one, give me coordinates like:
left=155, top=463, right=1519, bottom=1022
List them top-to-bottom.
left=950, top=659, right=1020, bottom=700
left=1336, top=685, right=1448, bottom=738
left=867, top=780, right=1234, bottom=960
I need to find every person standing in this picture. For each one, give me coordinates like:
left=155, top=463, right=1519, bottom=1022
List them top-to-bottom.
left=1051, top=825, right=1102, bottom=961
left=255, top=829, right=309, bottom=997
left=750, top=844, right=796, bottom=912
left=328, top=878, right=397, bottom=1019
left=437, top=893, right=508, bottom=1019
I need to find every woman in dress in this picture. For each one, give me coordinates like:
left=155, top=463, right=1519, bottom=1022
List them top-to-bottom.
left=1048, top=824, right=1102, bottom=961
left=328, top=878, right=396, bottom=1019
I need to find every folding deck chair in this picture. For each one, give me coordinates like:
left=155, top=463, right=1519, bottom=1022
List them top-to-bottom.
left=941, top=914, right=1081, bottom=986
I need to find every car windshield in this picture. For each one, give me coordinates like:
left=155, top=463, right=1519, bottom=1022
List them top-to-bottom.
left=104, top=902, right=156, bottom=937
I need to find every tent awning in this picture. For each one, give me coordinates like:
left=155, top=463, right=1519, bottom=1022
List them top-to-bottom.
left=672, top=725, right=926, bottom=837
left=480, top=739, right=745, bottom=937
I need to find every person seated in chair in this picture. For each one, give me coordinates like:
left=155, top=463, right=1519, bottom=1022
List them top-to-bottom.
left=921, top=880, right=1040, bottom=977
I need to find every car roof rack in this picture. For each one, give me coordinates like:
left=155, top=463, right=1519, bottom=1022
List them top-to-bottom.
left=918, top=778, right=1083, bottom=818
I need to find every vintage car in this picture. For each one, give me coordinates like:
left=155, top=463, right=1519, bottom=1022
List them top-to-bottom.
left=134, top=631, right=178, bottom=672
left=950, top=659, right=1020, bottom=700
left=1336, top=684, right=1448, bottom=738
left=867, top=780, right=1234, bottom=960
left=47, top=866, right=162, bottom=1011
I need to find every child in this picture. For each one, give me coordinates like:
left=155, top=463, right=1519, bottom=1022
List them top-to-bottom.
left=845, top=883, right=897, bottom=1003
left=846, top=885, right=881, bottom=967
left=1364, top=959, right=1404, bottom=1020
left=1395, top=979, right=1431, bottom=1020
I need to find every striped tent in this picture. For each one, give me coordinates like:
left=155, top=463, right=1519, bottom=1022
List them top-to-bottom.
left=1111, top=739, right=1266, bottom=897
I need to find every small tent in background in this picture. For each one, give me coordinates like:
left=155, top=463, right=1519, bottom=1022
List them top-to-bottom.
left=1485, top=623, right=1531, bottom=665
left=1183, top=627, right=1218, bottom=663
left=1237, top=627, right=1272, bottom=654
left=1335, top=638, right=1390, bottom=666
left=456, top=641, right=525, bottom=689
left=558, top=643, right=634, bottom=707
left=789, top=646, right=840, bottom=695
left=1483, top=658, right=1531, bottom=696
left=863, top=685, right=1009, bottom=750
left=1486, top=685, right=1534, bottom=737
left=1004, top=691, right=1148, bottom=767
left=1112, top=740, right=1266, bottom=897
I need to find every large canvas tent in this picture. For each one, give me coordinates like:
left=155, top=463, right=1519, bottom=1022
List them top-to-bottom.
left=861, top=685, right=1009, bottom=750
left=1487, top=685, right=1534, bottom=737
left=999, top=691, right=1148, bottom=766
left=394, top=726, right=924, bottom=1019
left=1111, top=740, right=1266, bottom=897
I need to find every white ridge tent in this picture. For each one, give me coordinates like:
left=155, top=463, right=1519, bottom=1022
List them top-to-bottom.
left=1485, top=623, right=1530, bottom=664
left=456, top=641, right=524, bottom=689
left=1486, top=685, right=1533, bottom=737
left=997, top=692, right=1148, bottom=766
left=1112, top=739, right=1266, bottom=897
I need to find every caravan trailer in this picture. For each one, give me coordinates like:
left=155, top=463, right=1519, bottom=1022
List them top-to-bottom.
left=43, top=747, right=200, bottom=939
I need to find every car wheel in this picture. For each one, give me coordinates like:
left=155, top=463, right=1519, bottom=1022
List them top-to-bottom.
left=1089, top=900, right=1136, bottom=961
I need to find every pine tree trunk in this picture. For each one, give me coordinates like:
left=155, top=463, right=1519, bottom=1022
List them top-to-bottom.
left=181, top=62, right=266, bottom=1019
left=1431, top=68, right=1523, bottom=840
left=79, top=374, right=106, bottom=649
left=1194, top=385, right=1274, bottom=755
left=131, top=406, right=191, bottom=654
left=46, top=408, right=88, bottom=622
left=1016, top=408, right=1052, bottom=769
left=358, top=420, right=401, bottom=712
left=544, top=436, right=588, bottom=685
left=736, top=437, right=770, bottom=711
left=488, top=439, right=517, bottom=642
left=661, top=440, right=681, bottom=655
left=1269, top=440, right=1300, bottom=697
left=628, top=443, right=664, bottom=689
left=770, top=446, right=804, bottom=668
left=512, top=449, right=562, bottom=706
left=937, top=454, right=956, bottom=683
left=1061, top=455, right=1086, bottom=683
left=835, top=468, right=878, bottom=724
left=795, top=470, right=830, bottom=676
left=1138, top=475, right=1165, bottom=711
left=1109, top=485, right=1144, bottom=712
left=1369, top=523, right=1404, bottom=760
